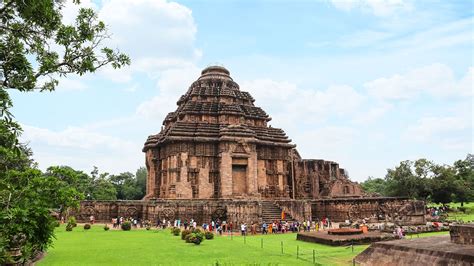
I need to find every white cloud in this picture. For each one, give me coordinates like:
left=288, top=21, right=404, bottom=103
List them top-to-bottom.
left=98, top=0, right=201, bottom=79
left=329, top=0, right=413, bottom=16
left=387, top=17, right=473, bottom=51
left=365, top=63, right=473, bottom=100
left=136, top=65, right=200, bottom=120
left=242, top=79, right=365, bottom=129
left=352, top=102, right=393, bottom=124
left=403, top=116, right=469, bottom=142
left=20, top=124, right=143, bottom=174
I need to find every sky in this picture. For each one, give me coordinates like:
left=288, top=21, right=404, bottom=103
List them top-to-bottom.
left=10, top=0, right=473, bottom=182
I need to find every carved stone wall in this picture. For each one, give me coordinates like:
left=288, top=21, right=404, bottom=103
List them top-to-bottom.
left=75, top=197, right=425, bottom=226
left=311, top=197, right=426, bottom=224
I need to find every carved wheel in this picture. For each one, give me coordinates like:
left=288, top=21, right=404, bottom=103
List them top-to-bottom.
left=81, top=207, right=96, bottom=220
left=126, top=207, right=138, bottom=217
left=161, top=208, right=175, bottom=219
left=211, top=208, right=227, bottom=221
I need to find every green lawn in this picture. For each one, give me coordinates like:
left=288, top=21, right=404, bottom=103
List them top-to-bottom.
left=429, top=202, right=474, bottom=222
left=39, top=226, right=449, bottom=266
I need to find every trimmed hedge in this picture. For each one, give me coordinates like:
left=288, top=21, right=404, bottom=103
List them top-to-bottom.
left=121, top=221, right=132, bottom=231
left=204, top=231, right=214, bottom=240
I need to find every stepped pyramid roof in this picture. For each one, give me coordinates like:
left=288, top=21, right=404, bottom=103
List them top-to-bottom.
left=143, top=66, right=294, bottom=151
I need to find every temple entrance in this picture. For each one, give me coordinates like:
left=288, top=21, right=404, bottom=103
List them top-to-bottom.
left=232, top=165, right=247, bottom=195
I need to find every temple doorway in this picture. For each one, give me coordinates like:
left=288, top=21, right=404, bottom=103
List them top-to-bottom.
left=232, top=164, right=247, bottom=195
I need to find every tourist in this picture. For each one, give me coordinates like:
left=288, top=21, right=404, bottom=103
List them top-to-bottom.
left=183, top=220, right=188, bottom=230
left=222, top=220, right=227, bottom=232
left=193, top=221, right=197, bottom=229
left=241, top=223, right=246, bottom=236
left=251, top=223, right=257, bottom=235
left=268, top=223, right=273, bottom=234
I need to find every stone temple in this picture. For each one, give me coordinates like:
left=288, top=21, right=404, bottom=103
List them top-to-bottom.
left=75, top=66, right=425, bottom=225
left=142, top=66, right=361, bottom=201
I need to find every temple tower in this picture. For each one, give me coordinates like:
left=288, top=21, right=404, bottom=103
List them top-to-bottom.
left=143, top=66, right=295, bottom=199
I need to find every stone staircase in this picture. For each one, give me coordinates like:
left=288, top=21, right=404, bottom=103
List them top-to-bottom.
left=260, top=201, right=294, bottom=223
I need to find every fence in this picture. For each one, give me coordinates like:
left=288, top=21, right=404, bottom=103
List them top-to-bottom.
left=214, top=232, right=364, bottom=265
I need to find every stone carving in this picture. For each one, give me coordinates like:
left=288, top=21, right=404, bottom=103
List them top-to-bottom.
left=126, top=207, right=138, bottom=217
left=161, top=208, right=175, bottom=219
left=211, top=208, right=227, bottom=221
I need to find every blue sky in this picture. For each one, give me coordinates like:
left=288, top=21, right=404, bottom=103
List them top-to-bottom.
left=10, top=0, right=473, bottom=182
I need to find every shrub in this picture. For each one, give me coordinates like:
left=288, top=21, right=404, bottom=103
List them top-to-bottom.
left=458, top=207, right=467, bottom=213
left=67, top=216, right=77, bottom=227
left=53, top=220, right=60, bottom=227
left=121, top=221, right=132, bottom=231
left=66, top=223, right=74, bottom=231
left=84, top=223, right=91, bottom=230
left=104, top=225, right=110, bottom=231
left=146, top=226, right=151, bottom=230
left=172, top=227, right=181, bottom=236
left=192, top=228, right=202, bottom=234
left=181, top=229, right=192, bottom=240
left=205, top=231, right=214, bottom=240
left=185, top=233, right=195, bottom=243
left=187, top=233, right=204, bottom=245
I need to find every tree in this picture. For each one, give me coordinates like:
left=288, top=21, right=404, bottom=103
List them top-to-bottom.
left=0, top=0, right=129, bottom=263
left=0, top=0, right=130, bottom=154
left=453, top=154, right=474, bottom=206
left=384, top=160, right=419, bottom=198
left=430, top=164, right=457, bottom=205
left=136, top=167, right=147, bottom=198
left=0, top=169, right=83, bottom=263
left=360, top=176, right=387, bottom=195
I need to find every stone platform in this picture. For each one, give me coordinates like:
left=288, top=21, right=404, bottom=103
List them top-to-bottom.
left=296, top=231, right=394, bottom=246
left=354, top=235, right=474, bottom=265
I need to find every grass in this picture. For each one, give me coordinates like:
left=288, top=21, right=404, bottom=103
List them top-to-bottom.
left=428, top=202, right=474, bottom=222
left=39, top=226, right=449, bottom=266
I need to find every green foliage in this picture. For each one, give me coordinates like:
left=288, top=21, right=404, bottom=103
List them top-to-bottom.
left=0, top=0, right=130, bottom=93
left=0, top=0, right=129, bottom=263
left=360, top=155, right=474, bottom=205
left=0, top=169, right=82, bottom=263
left=110, top=170, right=146, bottom=200
left=360, top=177, right=386, bottom=195
left=67, top=217, right=77, bottom=228
left=53, top=220, right=60, bottom=227
left=121, top=222, right=131, bottom=231
left=65, top=224, right=73, bottom=232
left=83, top=224, right=91, bottom=230
left=103, top=225, right=110, bottom=231
left=171, top=227, right=181, bottom=236
left=181, top=229, right=191, bottom=240
left=204, top=231, right=214, bottom=240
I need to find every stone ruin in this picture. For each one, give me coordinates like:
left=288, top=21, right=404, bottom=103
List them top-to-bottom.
left=75, top=66, right=425, bottom=226
left=142, top=66, right=361, bottom=200
left=355, top=224, right=474, bottom=265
